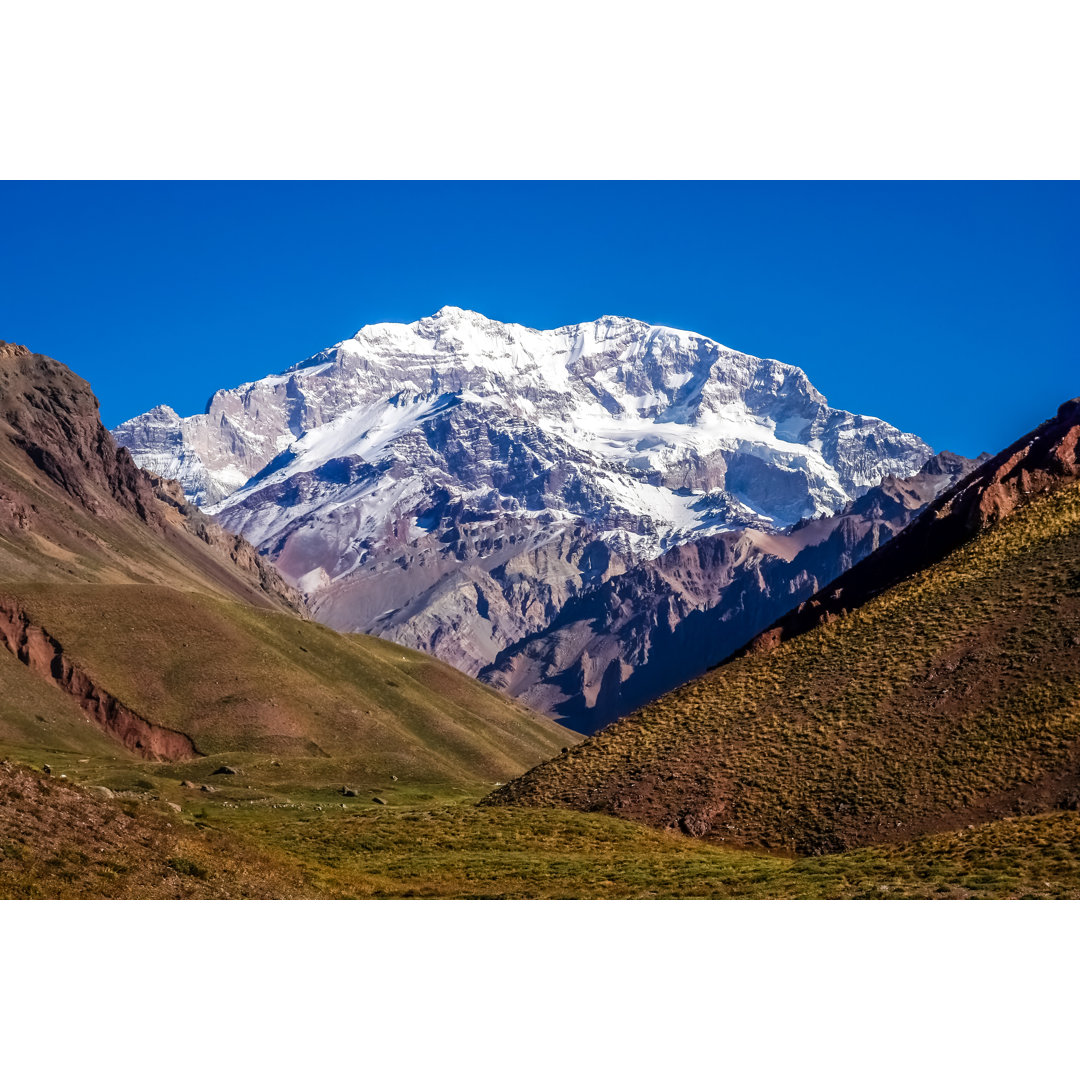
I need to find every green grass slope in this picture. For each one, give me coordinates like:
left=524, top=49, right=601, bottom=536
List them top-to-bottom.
left=487, top=473, right=1080, bottom=853
left=2, top=582, right=574, bottom=784
left=238, top=804, right=1080, bottom=899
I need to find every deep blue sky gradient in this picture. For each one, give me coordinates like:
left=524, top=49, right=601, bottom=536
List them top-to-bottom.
left=1, top=181, right=1075, bottom=456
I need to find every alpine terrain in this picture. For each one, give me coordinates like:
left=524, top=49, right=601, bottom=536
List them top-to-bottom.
left=115, top=307, right=933, bottom=727
left=5, top=338, right=1080, bottom=901
left=0, top=341, right=573, bottom=782
left=486, top=399, right=1080, bottom=855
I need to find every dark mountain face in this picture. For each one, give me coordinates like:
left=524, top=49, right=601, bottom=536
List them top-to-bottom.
left=0, top=341, right=303, bottom=613
left=1, top=342, right=165, bottom=525
left=484, top=398, right=1080, bottom=854
left=481, top=451, right=985, bottom=733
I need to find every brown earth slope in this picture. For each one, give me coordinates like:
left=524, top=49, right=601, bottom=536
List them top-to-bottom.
left=0, top=341, right=302, bottom=610
left=0, top=342, right=575, bottom=779
left=485, top=399, right=1080, bottom=854
left=0, top=759, right=310, bottom=898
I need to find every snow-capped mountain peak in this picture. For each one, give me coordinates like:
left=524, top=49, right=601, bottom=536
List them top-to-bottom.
left=114, top=309, right=931, bottom=673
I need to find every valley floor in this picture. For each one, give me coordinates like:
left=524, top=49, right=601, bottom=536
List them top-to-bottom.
left=3, top=746, right=1080, bottom=900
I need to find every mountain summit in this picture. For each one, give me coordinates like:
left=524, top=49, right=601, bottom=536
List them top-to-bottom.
left=114, top=309, right=931, bottom=681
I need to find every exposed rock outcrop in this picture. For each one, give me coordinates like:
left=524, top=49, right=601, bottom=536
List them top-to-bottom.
left=0, top=341, right=302, bottom=615
left=1, top=341, right=168, bottom=527
left=146, top=474, right=304, bottom=613
left=0, top=597, right=200, bottom=760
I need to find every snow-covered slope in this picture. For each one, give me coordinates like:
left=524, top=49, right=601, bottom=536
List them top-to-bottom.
left=114, top=307, right=931, bottom=677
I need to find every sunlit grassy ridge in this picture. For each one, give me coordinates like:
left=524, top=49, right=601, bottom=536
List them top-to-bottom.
left=488, top=480, right=1080, bottom=853
left=1, top=582, right=574, bottom=784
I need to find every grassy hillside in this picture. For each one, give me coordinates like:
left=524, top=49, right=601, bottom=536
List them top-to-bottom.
left=487, top=474, right=1080, bottom=853
left=1, top=582, right=573, bottom=784
left=5, top=758, right=1080, bottom=899
left=237, top=804, right=1080, bottom=899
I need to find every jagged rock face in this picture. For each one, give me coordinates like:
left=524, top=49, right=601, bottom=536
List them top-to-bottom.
left=113, top=307, right=931, bottom=681
left=0, top=341, right=302, bottom=615
left=1, top=341, right=166, bottom=526
left=110, top=403, right=247, bottom=508
left=480, top=451, right=984, bottom=731
left=144, top=475, right=305, bottom=614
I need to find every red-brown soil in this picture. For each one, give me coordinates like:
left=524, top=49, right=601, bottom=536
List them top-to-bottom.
left=0, top=597, right=199, bottom=760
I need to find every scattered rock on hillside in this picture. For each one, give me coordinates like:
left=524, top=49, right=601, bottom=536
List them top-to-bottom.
left=211, top=765, right=238, bottom=775
left=372, top=796, right=387, bottom=805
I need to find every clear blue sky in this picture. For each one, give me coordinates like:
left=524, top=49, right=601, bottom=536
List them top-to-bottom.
left=1, top=181, right=1075, bottom=456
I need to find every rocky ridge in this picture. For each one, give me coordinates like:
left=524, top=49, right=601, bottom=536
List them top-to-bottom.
left=0, top=341, right=301, bottom=613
